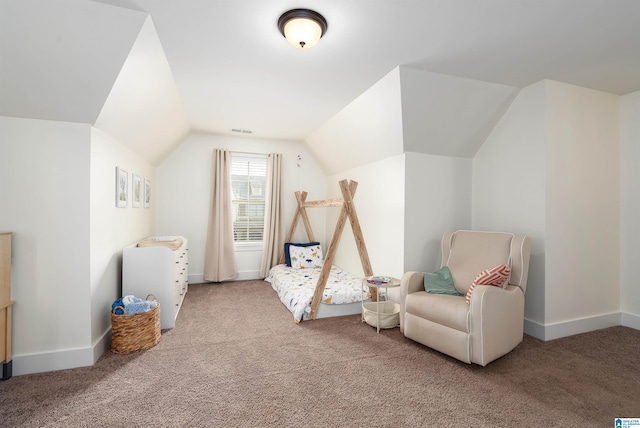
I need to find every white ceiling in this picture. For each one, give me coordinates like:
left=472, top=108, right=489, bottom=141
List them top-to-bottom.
left=3, top=0, right=640, bottom=143
left=92, top=0, right=640, bottom=141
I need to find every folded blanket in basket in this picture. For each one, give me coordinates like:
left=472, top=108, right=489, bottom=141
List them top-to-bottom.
left=112, top=295, right=158, bottom=315
left=122, top=295, right=140, bottom=306
left=111, top=298, right=125, bottom=315
left=126, top=301, right=151, bottom=315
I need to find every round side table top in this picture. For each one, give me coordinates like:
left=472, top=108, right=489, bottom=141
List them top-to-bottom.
left=363, top=276, right=400, bottom=288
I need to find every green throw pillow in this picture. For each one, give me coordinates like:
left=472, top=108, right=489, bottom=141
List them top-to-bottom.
left=424, top=266, right=463, bottom=296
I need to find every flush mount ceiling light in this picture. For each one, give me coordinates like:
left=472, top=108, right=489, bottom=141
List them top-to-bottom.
left=278, top=9, right=328, bottom=49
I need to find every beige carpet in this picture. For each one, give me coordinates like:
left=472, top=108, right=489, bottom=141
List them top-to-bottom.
left=1, top=280, right=639, bottom=427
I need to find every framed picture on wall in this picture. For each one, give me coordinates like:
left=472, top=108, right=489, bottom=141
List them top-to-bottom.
left=116, top=166, right=128, bottom=208
left=132, top=174, right=142, bottom=208
left=144, top=178, right=151, bottom=208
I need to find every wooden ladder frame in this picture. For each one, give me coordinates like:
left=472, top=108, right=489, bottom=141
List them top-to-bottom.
left=278, top=179, right=376, bottom=319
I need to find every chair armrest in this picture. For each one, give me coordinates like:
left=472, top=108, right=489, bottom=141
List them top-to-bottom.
left=399, top=271, right=424, bottom=333
left=469, top=284, right=525, bottom=366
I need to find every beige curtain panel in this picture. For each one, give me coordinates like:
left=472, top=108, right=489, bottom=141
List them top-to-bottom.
left=204, top=149, right=238, bottom=282
left=259, top=153, right=284, bottom=278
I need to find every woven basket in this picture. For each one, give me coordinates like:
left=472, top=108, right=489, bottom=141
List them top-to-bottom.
left=110, top=294, right=161, bottom=354
left=363, top=301, right=400, bottom=329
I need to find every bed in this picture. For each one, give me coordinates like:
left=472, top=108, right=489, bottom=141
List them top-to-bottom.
left=272, top=179, right=377, bottom=322
left=266, top=264, right=371, bottom=323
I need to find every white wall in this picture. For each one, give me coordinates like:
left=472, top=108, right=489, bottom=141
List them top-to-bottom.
left=473, top=80, right=621, bottom=339
left=472, top=81, right=547, bottom=327
left=545, top=81, right=620, bottom=330
left=619, top=90, right=640, bottom=328
left=0, top=117, right=92, bottom=374
left=0, top=118, right=155, bottom=376
left=89, top=127, right=155, bottom=355
left=156, top=133, right=327, bottom=282
left=405, top=152, right=472, bottom=274
left=324, top=153, right=470, bottom=304
left=327, top=155, right=406, bottom=282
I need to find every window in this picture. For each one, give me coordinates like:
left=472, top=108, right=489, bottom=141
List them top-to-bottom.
left=230, top=153, right=267, bottom=243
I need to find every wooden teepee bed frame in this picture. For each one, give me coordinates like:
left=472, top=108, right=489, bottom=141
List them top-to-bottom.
left=278, top=179, right=378, bottom=320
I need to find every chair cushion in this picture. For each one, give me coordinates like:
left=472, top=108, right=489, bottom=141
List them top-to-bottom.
left=445, top=231, right=513, bottom=293
left=465, top=264, right=511, bottom=305
left=424, top=266, right=463, bottom=296
left=405, top=291, right=469, bottom=333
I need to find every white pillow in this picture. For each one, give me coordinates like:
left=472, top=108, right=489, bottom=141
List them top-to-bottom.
left=289, top=244, right=323, bottom=269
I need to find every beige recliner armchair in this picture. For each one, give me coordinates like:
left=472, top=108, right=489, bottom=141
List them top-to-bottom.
left=400, top=230, right=531, bottom=366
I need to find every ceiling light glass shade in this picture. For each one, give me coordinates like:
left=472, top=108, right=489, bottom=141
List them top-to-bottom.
left=278, top=9, right=327, bottom=49
left=283, top=18, right=322, bottom=49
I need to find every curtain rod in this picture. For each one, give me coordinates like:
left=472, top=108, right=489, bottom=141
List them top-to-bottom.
left=230, top=150, right=269, bottom=157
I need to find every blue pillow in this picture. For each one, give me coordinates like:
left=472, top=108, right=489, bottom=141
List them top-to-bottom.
left=284, top=242, right=320, bottom=267
left=424, top=266, right=463, bottom=296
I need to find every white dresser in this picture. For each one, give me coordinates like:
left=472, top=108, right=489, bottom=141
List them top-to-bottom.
left=122, top=236, right=188, bottom=329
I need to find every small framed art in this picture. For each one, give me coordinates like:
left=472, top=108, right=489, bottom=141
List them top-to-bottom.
left=116, top=167, right=128, bottom=208
left=132, top=174, right=142, bottom=208
left=144, top=178, right=151, bottom=208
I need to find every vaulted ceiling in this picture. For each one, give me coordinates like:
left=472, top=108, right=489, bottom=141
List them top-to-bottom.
left=2, top=0, right=639, bottom=164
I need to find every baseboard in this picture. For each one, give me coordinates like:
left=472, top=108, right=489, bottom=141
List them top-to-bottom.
left=235, top=270, right=261, bottom=281
left=189, top=271, right=262, bottom=284
left=189, top=273, right=204, bottom=284
left=525, top=312, right=624, bottom=341
left=622, top=312, right=640, bottom=329
left=523, top=318, right=546, bottom=340
left=93, top=328, right=111, bottom=364
left=13, top=329, right=112, bottom=376
left=14, top=347, right=94, bottom=376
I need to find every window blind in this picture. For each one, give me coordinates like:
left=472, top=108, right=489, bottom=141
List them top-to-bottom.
left=230, top=153, right=267, bottom=242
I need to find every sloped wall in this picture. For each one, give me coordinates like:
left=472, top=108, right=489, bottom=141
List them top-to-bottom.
left=0, top=0, right=146, bottom=124
left=1, top=2, right=186, bottom=168
left=94, top=16, right=190, bottom=166
left=305, top=67, right=404, bottom=175
left=309, top=67, right=505, bottom=302
left=400, top=67, right=519, bottom=157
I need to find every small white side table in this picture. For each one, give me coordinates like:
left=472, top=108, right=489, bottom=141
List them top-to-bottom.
left=362, top=276, right=401, bottom=333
